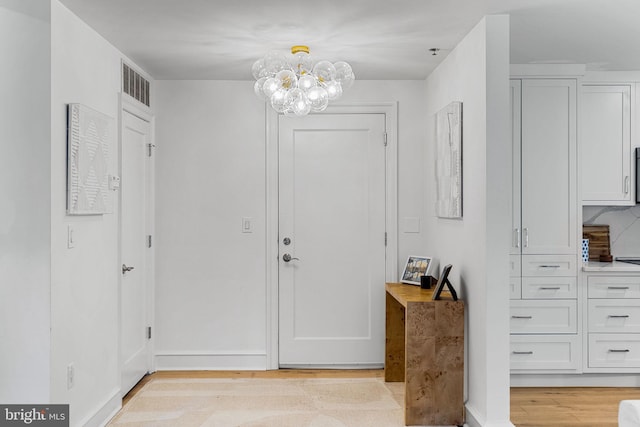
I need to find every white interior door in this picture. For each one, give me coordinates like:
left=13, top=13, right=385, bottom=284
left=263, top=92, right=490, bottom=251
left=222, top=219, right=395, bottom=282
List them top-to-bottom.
left=120, top=109, right=151, bottom=394
left=278, top=113, right=387, bottom=367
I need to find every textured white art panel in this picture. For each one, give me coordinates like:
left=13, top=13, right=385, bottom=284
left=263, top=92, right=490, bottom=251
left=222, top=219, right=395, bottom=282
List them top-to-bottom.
left=435, top=101, right=462, bottom=218
left=67, top=103, right=114, bottom=215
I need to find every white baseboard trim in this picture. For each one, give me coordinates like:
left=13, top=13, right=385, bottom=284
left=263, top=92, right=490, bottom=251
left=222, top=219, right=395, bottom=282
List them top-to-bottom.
left=154, top=352, right=267, bottom=370
left=511, top=373, right=640, bottom=387
left=79, top=388, right=121, bottom=427
left=465, top=403, right=515, bottom=427
left=465, top=404, right=483, bottom=427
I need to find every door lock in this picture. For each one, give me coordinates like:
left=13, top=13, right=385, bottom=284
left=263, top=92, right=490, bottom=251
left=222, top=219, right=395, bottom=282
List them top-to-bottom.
left=283, top=237, right=291, bottom=245
left=282, top=253, right=300, bottom=262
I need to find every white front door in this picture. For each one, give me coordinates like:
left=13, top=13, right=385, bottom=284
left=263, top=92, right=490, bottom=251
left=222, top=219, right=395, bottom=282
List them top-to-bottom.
left=120, top=109, right=151, bottom=394
left=278, top=113, right=387, bottom=367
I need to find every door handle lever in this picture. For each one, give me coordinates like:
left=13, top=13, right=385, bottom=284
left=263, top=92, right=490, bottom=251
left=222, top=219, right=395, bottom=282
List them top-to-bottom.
left=282, top=253, right=300, bottom=262
left=122, top=264, right=135, bottom=274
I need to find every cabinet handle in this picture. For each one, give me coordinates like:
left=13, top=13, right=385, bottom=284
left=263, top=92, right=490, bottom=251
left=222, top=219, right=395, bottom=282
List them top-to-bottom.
left=625, top=176, right=630, bottom=194
left=514, top=228, right=521, bottom=249
left=523, top=228, right=529, bottom=248
left=539, top=265, right=561, bottom=268
left=608, top=286, right=630, bottom=290
left=539, top=287, right=561, bottom=290
left=511, top=315, right=533, bottom=319
left=608, top=315, right=630, bottom=318
left=608, top=349, right=630, bottom=353
left=512, top=351, right=534, bottom=355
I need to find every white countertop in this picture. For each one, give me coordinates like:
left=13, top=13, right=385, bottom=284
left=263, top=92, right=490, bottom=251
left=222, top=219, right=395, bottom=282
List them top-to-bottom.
left=582, top=261, right=640, bottom=272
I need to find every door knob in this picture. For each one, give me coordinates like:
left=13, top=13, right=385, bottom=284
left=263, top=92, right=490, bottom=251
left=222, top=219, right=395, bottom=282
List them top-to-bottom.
left=282, top=253, right=300, bottom=262
left=122, top=264, right=135, bottom=274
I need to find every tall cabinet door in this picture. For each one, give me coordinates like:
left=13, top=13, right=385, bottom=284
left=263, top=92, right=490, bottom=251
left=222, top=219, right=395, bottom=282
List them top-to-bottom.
left=521, top=79, right=577, bottom=255
left=581, top=85, right=632, bottom=205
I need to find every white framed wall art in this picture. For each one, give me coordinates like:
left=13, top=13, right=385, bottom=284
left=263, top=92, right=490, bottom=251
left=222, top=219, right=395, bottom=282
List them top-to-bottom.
left=435, top=101, right=463, bottom=218
left=67, top=103, right=115, bottom=215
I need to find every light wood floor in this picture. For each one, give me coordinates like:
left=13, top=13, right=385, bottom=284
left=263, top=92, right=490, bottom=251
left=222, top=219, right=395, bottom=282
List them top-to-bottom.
left=123, top=370, right=639, bottom=426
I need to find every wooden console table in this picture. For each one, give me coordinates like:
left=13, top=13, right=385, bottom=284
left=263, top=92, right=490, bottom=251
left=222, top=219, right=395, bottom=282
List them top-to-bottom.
left=385, top=282, right=464, bottom=426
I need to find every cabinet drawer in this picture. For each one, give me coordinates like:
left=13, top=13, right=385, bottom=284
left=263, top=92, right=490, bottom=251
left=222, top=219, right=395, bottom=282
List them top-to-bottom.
left=510, top=255, right=521, bottom=276
left=522, top=255, right=577, bottom=276
left=588, top=276, right=640, bottom=299
left=510, top=277, right=522, bottom=300
left=522, top=277, right=577, bottom=299
left=588, top=299, right=640, bottom=333
left=510, top=300, right=577, bottom=334
left=588, top=333, right=640, bottom=368
left=511, top=335, right=580, bottom=370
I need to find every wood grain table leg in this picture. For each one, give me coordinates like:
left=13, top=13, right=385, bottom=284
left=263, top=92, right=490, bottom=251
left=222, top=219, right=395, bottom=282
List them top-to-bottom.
left=385, top=291, right=405, bottom=382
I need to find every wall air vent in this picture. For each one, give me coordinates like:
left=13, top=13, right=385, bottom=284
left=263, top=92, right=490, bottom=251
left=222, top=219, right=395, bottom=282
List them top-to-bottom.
left=122, top=62, right=150, bottom=107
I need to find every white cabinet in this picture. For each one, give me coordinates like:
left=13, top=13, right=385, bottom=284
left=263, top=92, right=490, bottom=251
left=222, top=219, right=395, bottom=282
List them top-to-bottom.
left=510, top=78, right=579, bottom=373
left=511, top=79, right=577, bottom=255
left=521, top=79, right=577, bottom=255
left=581, top=85, right=633, bottom=205
left=585, top=273, right=640, bottom=371
left=511, top=300, right=578, bottom=334
left=511, top=335, right=580, bottom=370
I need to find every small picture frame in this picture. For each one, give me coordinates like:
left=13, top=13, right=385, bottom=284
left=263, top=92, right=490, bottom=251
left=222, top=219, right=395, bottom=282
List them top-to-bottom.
left=400, top=256, right=433, bottom=285
left=432, top=264, right=458, bottom=301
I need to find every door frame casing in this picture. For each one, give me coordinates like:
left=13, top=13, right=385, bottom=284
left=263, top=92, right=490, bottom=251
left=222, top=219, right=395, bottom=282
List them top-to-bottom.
left=118, top=93, right=156, bottom=393
left=265, top=103, right=399, bottom=369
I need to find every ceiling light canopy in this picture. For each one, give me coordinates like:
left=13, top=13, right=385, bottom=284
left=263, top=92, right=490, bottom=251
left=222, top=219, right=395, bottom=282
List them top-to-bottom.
left=252, top=45, right=355, bottom=116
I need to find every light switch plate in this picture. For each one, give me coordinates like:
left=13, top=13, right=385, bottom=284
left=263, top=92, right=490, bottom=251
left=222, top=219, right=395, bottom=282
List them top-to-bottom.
left=242, top=217, right=253, bottom=233
left=67, top=225, right=75, bottom=248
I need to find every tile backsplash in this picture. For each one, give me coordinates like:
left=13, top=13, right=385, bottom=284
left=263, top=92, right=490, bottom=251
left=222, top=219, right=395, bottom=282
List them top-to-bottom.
left=583, top=205, right=640, bottom=257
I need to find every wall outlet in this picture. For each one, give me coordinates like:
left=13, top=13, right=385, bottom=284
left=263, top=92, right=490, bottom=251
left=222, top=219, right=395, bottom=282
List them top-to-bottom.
left=67, top=363, right=74, bottom=390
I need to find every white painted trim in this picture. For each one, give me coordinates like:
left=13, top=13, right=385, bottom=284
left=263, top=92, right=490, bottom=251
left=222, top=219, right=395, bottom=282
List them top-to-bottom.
left=510, top=64, right=586, bottom=77
left=583, top=71, right=640, bottom=83
left=118, top=94, right=156, bottom=389
left=265, top=102, right=399, bottom=369
left=265, top=104, right=279, bottom=370
left=154, top=353, right=267, bottom=370
left=511, top=373, right=640, bottom=387
left=79, top=388, right=121, bottom=427
left=465, top=403, right=516, bottom=427
left=465, top=403, right=484, bottom=427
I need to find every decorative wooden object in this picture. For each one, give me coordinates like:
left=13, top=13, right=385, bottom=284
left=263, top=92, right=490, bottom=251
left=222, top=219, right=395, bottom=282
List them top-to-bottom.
left=583, top=224, right=611, bottom=261
left=385, top=282, right=464, bottom=426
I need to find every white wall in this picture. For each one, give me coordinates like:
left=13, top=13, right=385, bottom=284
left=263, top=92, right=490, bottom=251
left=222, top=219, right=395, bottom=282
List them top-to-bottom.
left=0, top=0, right=52, bottom=403
left=50, top=1, right=153, bottom=425
left=424, top=16, right=512, bottom=427
left=154, top=80, right=426, bottom=369
left=154, top=81, right=268, bottom=369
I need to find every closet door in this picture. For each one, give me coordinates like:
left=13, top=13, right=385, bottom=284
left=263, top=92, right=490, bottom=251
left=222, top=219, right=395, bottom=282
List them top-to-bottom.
left=520, top=79, right=577, bottom=255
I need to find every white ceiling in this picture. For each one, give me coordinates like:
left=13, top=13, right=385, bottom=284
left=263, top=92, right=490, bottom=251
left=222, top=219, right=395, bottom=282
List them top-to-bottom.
left=58, top=0, right=640, bottom=80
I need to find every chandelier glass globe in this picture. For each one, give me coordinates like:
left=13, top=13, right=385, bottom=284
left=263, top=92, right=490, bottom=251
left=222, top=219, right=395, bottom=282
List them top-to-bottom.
left=252, top=45, right=355, bottom=116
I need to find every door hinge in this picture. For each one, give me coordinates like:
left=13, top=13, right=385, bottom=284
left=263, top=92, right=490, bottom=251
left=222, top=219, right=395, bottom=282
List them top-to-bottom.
left=383, top=132, right=388, bottom=147
left=147, top=143, right=156, bottom=157
left=385, top=232, right=387, bottom=246
left=147, top=235, right=152, bottom=248
left=147, top=326, right=152, bottom=340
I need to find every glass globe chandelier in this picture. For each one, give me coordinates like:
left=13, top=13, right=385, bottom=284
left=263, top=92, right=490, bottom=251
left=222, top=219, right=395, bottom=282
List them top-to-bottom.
left=252, top=45, right=355, bottom=116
